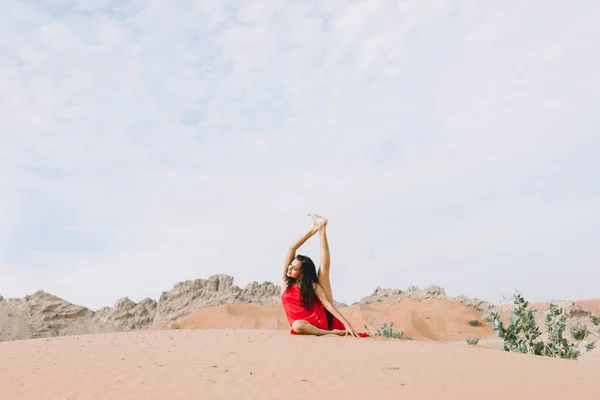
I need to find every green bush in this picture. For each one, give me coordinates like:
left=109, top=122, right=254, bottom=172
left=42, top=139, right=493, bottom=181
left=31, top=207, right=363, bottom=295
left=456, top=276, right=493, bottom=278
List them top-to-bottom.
left=484, top=292, right=599, bottom=360
left=468, top=319, right=480, bottom=326
left=364, top=320, right=404, bottom=339
left=466, top=337, right=479, bottom=345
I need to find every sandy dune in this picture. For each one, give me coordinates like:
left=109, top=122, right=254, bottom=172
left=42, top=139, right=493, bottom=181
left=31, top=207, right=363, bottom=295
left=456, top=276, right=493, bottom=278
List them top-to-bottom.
left=2, top=285, right=598, bottom=399
left=343, top=298, right=492, bottom=341
left=174, top=299, right=492, bottom=341
left=576, top=299, right=600, bottom=313
left=173, top=304, right=290, bottom=330
left=1, top=329, right=598, bottom=400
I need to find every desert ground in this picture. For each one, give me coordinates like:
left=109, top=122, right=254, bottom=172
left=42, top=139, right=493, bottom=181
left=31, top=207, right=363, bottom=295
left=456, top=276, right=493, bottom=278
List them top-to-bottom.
left=1, top=277, right=599, bottom=399
left=1, top=298, right=600, bottom=400
left=1, top=328, right=599, bottom=400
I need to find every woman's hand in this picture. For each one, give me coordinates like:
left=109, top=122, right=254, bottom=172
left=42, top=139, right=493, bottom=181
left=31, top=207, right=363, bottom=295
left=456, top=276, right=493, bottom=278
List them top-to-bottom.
left=313, top=284, right=360, bottom=338
left=344, top=322, right=359, bottom=338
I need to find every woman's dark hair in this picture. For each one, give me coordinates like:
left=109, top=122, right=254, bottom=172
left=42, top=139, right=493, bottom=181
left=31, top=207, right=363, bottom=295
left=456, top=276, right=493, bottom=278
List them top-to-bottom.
left=285, top=254, right=318, bottom=310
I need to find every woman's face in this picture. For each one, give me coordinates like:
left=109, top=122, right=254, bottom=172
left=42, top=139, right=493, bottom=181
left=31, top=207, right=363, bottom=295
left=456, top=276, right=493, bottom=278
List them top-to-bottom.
left=286, top=258, right=302, bottom=279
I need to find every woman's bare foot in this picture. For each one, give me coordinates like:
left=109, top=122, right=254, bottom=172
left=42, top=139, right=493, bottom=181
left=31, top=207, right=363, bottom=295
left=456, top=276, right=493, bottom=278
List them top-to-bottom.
left=308, top=213, right=328, bottom=230
left=331, top=329, right=347, bottom=336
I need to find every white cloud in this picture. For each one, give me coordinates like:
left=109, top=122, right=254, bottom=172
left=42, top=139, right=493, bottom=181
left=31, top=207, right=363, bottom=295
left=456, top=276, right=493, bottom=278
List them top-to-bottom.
left=1, top=0, right=599, bottom=309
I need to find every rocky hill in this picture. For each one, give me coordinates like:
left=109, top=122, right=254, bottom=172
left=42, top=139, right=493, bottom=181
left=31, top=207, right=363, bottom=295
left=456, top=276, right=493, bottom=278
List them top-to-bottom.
left=0, top=274, right=281, bottom=342
left=152, top=274, right=281, bottom=325
left=1, top=275, right=499, bottom=342
left=358, top=285, right=496, bottom=313
left=0, top=291, right=117, bottom=342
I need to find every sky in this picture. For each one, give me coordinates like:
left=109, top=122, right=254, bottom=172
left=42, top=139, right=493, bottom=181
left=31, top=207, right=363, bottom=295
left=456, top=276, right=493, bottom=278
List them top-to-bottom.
left=1, top=0, right=599, bottom=310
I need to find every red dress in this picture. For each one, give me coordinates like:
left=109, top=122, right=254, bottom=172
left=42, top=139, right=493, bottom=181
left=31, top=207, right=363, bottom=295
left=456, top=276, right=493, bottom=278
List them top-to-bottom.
left=281, top=284, right=369, bottom=337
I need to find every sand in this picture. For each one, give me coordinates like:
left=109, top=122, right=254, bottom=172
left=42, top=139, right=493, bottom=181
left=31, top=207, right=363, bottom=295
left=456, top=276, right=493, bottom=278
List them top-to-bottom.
left=1, top=298, right=598, bottom=399
left=174, top=299, right=493, bottom=341
left=173, top=304, right=290, bottom=331
left=1, top=329, right=599, bottom=400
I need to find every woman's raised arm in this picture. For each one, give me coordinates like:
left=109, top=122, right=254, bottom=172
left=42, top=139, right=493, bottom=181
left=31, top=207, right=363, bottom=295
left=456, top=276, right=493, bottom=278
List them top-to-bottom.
left=283, top=223, right=318, bottom=280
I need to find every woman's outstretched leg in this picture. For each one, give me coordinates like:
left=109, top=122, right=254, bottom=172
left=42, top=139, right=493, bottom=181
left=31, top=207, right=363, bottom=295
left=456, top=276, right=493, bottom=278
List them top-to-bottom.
left=308, top=213, right=333, bottom=304
left=291, top=320, right=345, bottom=336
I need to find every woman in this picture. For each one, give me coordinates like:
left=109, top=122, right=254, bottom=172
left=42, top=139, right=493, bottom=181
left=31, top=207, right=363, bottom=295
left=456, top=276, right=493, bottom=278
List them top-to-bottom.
left=281, top=213, right=367, bottom=337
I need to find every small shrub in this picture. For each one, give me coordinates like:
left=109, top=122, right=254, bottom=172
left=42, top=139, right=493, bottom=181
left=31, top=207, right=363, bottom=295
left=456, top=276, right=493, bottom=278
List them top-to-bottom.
left=484, top=292, right=599, bottom=360
left=592, top=315, right=600, bottom=332
left=364, top=320, right=404, bottom=339
left=468, top=320, right=480, bottom=326
left=570, top=323, right=589, bottom=341
left=466, top=337, right=479, bottom=345
left=585, top=342, right=596, bottom=351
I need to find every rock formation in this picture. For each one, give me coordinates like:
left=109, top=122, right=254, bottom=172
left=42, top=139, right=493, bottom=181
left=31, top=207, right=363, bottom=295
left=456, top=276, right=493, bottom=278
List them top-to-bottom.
left=153, top=274, right=281, bottom=325
left=0, top=275, right=282, bottom=342
left=1, top=276, right=502, bottom=343
left=358, top=285, right=496, bottom=313
left=0, top=290, right=116, bottom=342
left=93, top=297, right=158, bottom=330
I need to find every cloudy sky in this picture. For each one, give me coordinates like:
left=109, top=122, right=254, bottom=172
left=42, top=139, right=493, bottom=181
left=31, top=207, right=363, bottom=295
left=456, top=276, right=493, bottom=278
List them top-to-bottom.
left=1, top=0, right=599, bottom=310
